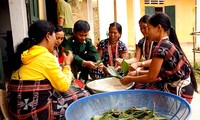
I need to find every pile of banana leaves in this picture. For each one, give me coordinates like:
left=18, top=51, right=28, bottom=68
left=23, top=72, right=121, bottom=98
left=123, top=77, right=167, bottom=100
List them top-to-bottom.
left=91, top=107, right=167, bottom=120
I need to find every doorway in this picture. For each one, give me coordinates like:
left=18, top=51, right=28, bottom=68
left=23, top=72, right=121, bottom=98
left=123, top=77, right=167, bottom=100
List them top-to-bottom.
left=45, top=0, right=58, bottom=25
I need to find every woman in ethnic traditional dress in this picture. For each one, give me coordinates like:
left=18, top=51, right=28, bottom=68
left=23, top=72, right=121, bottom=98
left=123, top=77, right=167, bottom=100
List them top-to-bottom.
left=120, top=12, right=198, bottom=103
left=116, top=15, right=158, bottom=89
left=116, top=15, right=156, bottom=67
left=7, top=20, right=73, bottom=119
left=90, top=22, right=128, bottom=79
left=52, top=25, right=90, bottom=119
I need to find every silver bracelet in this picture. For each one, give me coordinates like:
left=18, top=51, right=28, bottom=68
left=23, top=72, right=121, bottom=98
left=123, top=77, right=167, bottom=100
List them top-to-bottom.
left=142, top=62, right=145, bottom=67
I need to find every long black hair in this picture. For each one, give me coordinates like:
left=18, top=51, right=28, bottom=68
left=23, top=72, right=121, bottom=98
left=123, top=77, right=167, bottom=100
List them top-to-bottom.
left=149, top=12, right=198, bottom=92
left=139, top=14, right=151, bottom=23
left=11, top=20, right=55, bottom=71
left=55, top=25, right=64, bottom=33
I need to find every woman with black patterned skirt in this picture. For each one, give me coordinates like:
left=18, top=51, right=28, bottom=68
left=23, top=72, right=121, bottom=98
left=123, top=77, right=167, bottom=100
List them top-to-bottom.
left=120, top=12, right=198, bottom=103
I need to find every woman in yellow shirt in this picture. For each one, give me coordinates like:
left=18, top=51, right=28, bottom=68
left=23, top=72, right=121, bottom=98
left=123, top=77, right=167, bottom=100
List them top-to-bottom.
left=8, top=20, right=73, bottom=120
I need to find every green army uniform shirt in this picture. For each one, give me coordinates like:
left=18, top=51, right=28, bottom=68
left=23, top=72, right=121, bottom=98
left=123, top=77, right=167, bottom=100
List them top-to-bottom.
left=61, top=37, right=101, bottom=66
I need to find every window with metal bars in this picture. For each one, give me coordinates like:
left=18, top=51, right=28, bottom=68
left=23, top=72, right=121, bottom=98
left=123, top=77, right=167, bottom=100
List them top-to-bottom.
left=145, top=0, right=164, bottom=4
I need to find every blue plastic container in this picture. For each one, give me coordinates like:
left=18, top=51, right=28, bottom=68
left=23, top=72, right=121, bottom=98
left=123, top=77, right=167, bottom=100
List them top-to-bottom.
left=65, top=90, right=191, bottom=120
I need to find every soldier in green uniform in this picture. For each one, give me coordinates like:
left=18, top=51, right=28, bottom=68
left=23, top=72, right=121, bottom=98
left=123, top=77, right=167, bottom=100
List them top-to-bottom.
left=61, top=20, right=101, bottom=81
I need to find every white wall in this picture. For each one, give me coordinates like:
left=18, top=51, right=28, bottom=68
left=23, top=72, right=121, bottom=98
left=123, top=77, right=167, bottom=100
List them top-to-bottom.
left=8, top=0, right=28, bottom=51
left=87, top=0, right=95, bottom=42
left=98, top=0, right=115, bottom=41
left=98, top=0, right=140, bottom=46
left=116, top=0, right=128, bottom=46
left=133, top=0, right=141, bottom=44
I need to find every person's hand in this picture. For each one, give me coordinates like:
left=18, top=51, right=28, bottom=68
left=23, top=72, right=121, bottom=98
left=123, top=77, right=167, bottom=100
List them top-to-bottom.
left=52, top=49, right=57, bottom=56
left=63, top=50, right=73, bottom=66
left=115, top=58, right=123, bottom=66
left=83, top=61, right=97, bottom=70
left=96, top=62, right=104, bottom=71
left=129, top=63, right=139, bottom=71
left=115, top=65, right=121, bottom=71
left=103, top=66, right=109, bottom=75
left=127, top=71, right=137, bottom=76
left=120, top=76, right=133, bottom=85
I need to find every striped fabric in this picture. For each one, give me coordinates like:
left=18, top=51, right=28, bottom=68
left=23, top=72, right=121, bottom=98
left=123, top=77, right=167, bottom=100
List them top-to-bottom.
left=8, top=80, right=90, bottom=120
left=8, top=80, right=53, bottom=120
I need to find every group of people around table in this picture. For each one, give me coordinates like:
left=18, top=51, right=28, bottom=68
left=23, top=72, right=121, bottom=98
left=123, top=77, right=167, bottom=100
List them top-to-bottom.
left=7, top=12, right=198, bottom=119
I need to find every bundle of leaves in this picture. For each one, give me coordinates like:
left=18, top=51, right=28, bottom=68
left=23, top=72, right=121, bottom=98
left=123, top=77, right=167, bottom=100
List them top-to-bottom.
left=106, top=59, right=130, bottom=79
left=91, top=107, right=167, bottom=120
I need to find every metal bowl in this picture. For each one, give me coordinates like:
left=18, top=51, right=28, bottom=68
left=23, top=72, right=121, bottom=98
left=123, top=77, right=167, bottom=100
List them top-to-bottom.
left=86, top=77, right=134, bottom=93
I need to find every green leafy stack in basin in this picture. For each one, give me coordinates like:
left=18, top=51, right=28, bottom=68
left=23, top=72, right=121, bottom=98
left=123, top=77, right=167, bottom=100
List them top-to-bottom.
left=91, top=107, right=167, bottom=120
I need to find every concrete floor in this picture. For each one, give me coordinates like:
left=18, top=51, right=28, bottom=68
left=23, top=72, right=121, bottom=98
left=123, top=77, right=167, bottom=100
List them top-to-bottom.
left=181, top=43, right=200, bottom=120
left=181, top=43, right=200, bottom=65
left=190, top=92, right=200, bottom=120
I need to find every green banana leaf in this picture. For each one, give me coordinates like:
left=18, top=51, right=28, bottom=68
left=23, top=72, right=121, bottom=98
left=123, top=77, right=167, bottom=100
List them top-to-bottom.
left=95, top=59, right=104, bottom=66
left=121, top=59, right=130, bottom=75
left=107, top=66, right=122, bottom=79
left=91, top=106, right=167, bottom=120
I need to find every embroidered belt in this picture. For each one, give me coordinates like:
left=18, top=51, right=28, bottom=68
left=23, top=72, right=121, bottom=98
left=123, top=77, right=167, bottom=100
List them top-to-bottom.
left=164, top=76, right=191, bottom=96
left=8, top=84, right=52, bottom=92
